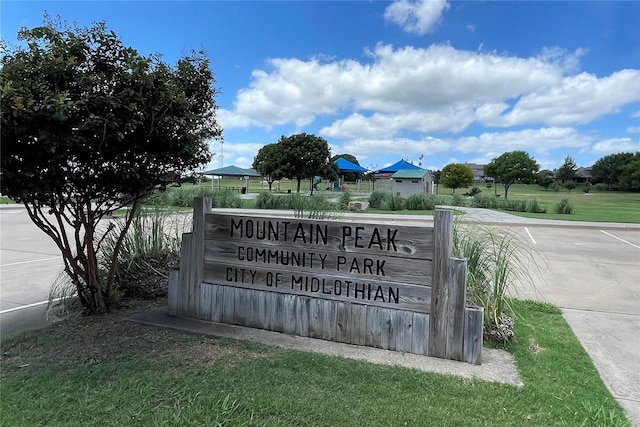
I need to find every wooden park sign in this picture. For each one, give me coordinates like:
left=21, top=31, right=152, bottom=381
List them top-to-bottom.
left=168, top=198, right=483, bottom=364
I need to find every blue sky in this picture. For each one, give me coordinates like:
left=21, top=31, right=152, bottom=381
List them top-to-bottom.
left=3, top=1, right=639, bottom=172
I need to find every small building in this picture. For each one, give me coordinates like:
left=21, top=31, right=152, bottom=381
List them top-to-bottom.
left=464, top=163, right=491, bottom=183
left=391, top=169, right=433, bottom=197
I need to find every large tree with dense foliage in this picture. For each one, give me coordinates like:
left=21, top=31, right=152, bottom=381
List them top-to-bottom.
left=0, top=19, right=220, bottom=313
left=275, top=133, right=338, bottom=193
left=252, top=143, right=283, bottom=191
left=485, top=151, right=539, bottom=199
left=591, top=152, right=635, bottom=189
left=618, top=152, right=640, bottom=190
left=440, top=163, right=474, bottom=194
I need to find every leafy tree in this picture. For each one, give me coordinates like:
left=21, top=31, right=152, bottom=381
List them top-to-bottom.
left=0, top=19, right=220, bottom=313
left=276, top=133, right=338, bottom=193
left=252, top=143, right=283, bottom=191
left=485, top=151, right=539, bottom=199
left=591, top=152, right=635, bottom=189
left=331, top=153, right=362, bottom=182
left=618, top=153, right=640, bottom=190
left=556, top=155, right=578, bottom=183
left=440, top=163, right=474, bottom=194
left=537, top=170, right=555, bottom=191
left=565, top=182, right=577, bottom=194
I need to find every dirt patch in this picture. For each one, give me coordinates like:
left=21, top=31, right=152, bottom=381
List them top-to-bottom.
left=0, top=297, right=269, bottom=371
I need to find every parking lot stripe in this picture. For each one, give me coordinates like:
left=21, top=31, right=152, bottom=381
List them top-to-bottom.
left=600, top=230, right=640, bottom=249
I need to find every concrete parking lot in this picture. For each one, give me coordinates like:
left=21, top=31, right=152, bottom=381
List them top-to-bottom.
left=1, top=204, right=638, bottom=423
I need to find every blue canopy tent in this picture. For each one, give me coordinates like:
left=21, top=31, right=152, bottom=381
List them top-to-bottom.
left=334, top=157, right=368, bottom=173
left=375, top=159, right=422, bottom=174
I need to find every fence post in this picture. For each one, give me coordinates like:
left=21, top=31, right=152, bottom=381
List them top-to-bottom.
left=429, top=209, right=453, bottom=359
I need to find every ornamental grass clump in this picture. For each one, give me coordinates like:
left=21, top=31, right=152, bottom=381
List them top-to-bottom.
left=554, top=197, right=574, bottom=214
left=453, top=222, right=540, bottom=342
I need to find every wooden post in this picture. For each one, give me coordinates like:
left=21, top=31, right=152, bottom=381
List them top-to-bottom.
left=191, top=197, right=211, bottom=317
left=429, top=209, right=453, bottom=358
left=447, top=257, right=467, bottom=360
left=167, top=268, right=180, bottom=316
left=464, top=306, right=483, bottom=365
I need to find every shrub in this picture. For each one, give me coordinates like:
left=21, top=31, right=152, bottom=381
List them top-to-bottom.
left=583, top=183, right=592, bottom=193
left=463, top=186, right=482, bottom=197
left=338, top=191, right=352, bottom=210
left=369, top=191, right=391, bottom=208
left=380, top=194, right=405, bottom=211
left=405, top=194, right=436, bottom=210
left=451, top=194, right=466, bottom=207
left=471, top=195, right=499, bottom=209
left=554, top=198, right=574, bottom=214
left=502, top=199, right=526, bottom=212
left=525, top=199, right=546, bottom=213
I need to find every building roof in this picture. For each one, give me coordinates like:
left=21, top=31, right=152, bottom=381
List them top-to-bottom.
left=376, top=159, right=423, bottom=174
left=202, top=165, right=261, bottom=177
left=391, top=169, right=431, bottom=179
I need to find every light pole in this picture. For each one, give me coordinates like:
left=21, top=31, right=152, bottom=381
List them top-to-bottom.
left=219, top=139, right=224, bottom=168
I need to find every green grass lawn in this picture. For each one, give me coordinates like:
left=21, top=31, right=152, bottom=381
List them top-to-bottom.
left=0, top=299, right=630, bottom=426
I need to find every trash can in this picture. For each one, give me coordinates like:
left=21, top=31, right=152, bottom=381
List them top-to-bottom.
left=241, top=187, right=246, bottom=194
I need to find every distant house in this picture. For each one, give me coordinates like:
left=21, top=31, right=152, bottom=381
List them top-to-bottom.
left=464, top=163, right=491, bottom=183
left=554, top=166, right=593, bottom=184
left=575, top=167, right=593, bottom=184
left=391, top=169, right=433, bottom=197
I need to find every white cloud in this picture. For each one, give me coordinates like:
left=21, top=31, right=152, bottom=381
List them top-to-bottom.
left=384, top=0, right=450, bottom=35
left=221, top=43, right=639, bottom=153
left=485, top=70, right=640, bottom=127
left=626, top=126, right=640, bottom=134
left=590, top=138, right=640, bottom=155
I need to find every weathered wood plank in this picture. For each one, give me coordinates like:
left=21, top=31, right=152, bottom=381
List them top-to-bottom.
left=191, top=198, right=211, bottom=316
left=429, top=209, right=453, bottom=359
left=205, top=214, right=434, bottom=260
left=179, top=232, right=194, bottom=315
left=205, top=240, right=432, bottom=285
left=447, top=257, right=468, bottom=361
left=203, top=263, right=431, bottom=313
left=167, top=268, right=180, bottom=317
left=199, top=282, right=213, bottom=321
left=210, top=284, right=223, bottom=323
left=222, top=286, right=236, bottom=325
left=234, top=288, right=251, bottom=326
left=246, top=290, right=260, bottom=329
left=255, top=290, right=268, bottom=329
left=269, top=292, right=284, bottom=333
left=283, top=294, right=297, bottom=335
left=295, top=297, right=310, bottom=337
left=308, top=298, right=323, bottom=339
left=322, top=300, right=337, bottom=341
left=335, top=302, right=351, bottom=343
left=350, top=304, right=367, bottom=346
left=366, top=306, right=382, bottom=349
left=464, top=306, right=483, bottom=365
left=379, top=308, right=395, bottom=350
left=395, top=310, right=414, bottom=353
left=412, top=312, right=429, bottom=355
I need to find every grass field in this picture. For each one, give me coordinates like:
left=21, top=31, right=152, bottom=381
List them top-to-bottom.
left=0, top=299, right=631, bottom=426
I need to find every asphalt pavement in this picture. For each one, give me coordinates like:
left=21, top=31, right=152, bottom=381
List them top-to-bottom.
left=1, top=203, right=638, bottom=424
